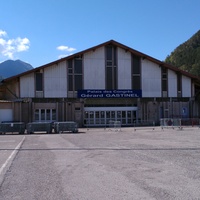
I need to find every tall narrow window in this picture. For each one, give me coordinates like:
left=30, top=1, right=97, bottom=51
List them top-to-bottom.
left=105, top=45, right=117, bottom=90
left=132, top=55, right=141, bottom=90
left=68, top=57, right=83, bottom=91
left=162, top=67, right=168, bottom=97
left=35, top=73, right=43, bottom=91
left=177, top=73, right=182, bottom=97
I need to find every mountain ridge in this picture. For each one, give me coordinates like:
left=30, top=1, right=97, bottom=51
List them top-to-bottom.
left=165, top=30, right=200, bottom=76
left=0, top=59, right=33, bottom=79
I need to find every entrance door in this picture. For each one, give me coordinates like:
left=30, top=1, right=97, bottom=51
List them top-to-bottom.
left=84, top=107, right=137, bottom=127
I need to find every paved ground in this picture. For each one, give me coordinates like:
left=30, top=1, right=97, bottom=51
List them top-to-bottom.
left=0, top=127, right=200, bottom=200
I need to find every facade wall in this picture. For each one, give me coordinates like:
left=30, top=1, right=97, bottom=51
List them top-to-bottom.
left=0, top=41, right=200, bottom=127
left=84, top=47, right=105, bottom=89
left=117, top=48, right=132, bottom=89
left=141, top=59, right=161, bottom=97
left=44, top=61, right=67, bottom=97
left=168, top=69, right=177, bottom=97
left=20, top=73, right=35, bottom=97
left=182, top=75, right=191, bottom=97
left=4, top=80, right=20, bottom=99
left=0, top=102, right=13, bottom=122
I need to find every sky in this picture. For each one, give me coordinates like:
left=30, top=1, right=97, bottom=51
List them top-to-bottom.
left=0, top=0, right=200, bottom=68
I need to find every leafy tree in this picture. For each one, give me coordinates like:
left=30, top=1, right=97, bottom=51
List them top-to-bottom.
left=165, top=30, right=200, bottom=76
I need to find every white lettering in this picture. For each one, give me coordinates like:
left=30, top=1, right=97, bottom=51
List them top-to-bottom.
left=81, top=94, right=103, bottom=98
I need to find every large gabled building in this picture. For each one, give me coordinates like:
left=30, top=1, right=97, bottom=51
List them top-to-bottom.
left=0, top=40, right=200, bottom=127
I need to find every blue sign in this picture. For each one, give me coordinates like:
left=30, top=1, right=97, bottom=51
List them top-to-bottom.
left=78, top=89, right=142, bottom=98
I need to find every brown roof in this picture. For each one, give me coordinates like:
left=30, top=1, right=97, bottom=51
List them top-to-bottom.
left=2, top=39, right=200, bottom=83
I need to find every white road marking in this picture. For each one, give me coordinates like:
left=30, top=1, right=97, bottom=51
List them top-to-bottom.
left=0, top=136, right=25, bottom=175
left=0, top=140, right=16, bottom=143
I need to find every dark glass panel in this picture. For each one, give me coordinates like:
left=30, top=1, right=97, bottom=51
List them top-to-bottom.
left=106, top=46, right=112, bottom=60
left=132, top=55, right=140, bottom=74
left=74, top=59, right=82, bottom=73
left=106, top=67, right=112, bottom=90
left=36, top=73, right=43, bottom=91
left=68, top=75, right=73, bottom=91
left=75, top=75, right=83, bottom=90
left=132, top=76, right=141, bottom=90
left=162, top=80, right=167, bottom=91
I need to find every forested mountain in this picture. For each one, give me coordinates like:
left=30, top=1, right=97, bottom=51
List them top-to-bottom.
left=165, top=30, right=200, bottom=76
left=0, top=60, right=33, bottom=79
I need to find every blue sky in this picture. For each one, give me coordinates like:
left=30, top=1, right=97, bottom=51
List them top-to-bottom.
left=0, top=0, right=200, bottom=68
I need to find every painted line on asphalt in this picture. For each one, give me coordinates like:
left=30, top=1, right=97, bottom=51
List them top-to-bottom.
left=0, top=136, right=25, bottom=176
left=0, top=140, right=16, bottom=143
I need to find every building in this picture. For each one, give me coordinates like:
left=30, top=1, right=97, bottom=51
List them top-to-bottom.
left=0, top=40, right=200, bottom=127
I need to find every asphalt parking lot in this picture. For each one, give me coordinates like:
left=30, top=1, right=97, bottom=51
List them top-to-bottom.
left=0, top=126, right=200, bottom=200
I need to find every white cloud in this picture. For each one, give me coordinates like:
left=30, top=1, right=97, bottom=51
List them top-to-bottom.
left=0, top=30, right=30, bottom=59
left=0, top=30, right=7, bottom=37
left=57, top=45, right=76, bottom=52
left=58, top=53, right=74, bottom=59
left=58, top=54, right=69, bottom=59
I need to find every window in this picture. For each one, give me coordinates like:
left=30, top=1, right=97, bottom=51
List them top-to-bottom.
left=105, top=45, right=117, bottom=90
left=132, top=55, right=141, bottom=90
left=68, top=57, right=83, bottom=91
left=162, top=67, right=168, bottom=97
left=35, top=73, right=43, bottom=91
left=177, top=73, right=182, bottom=97
left=34, top=109, right=57, bottom=121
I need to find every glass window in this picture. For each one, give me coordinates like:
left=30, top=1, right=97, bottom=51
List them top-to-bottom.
left=105, top=45, right=117, bottom=90
left=106, top=46, right=112, bottom=60
left=113, top=47, right=117, bottom=66
left=132, top=55, right=140, bottom=74
left=132, top=55, right=141, bottom=90
left=67, top=58, right=83, bottom=92
left=68, top=59, right=73, bottom=69
left=74, top=59, right=82, bottom=73
left=106, top=61, right=112, bottom=66
left=106, top=67, right=113, bottom=90
left=113, top=67, right=117, bottom=89
left=162, top=67, right=168, bottom=95
left=35, top=73, right=43, bottom=91
left=177, top=74, right=182, bottom=91
left=68, top=75, right=73, bottom=91
left=75, top=75, right=83, bottom=90
left=132, top=76, right=141, bottom=90
left=162, top=80, right=167, bottom=91
left=34, top=109, right=57, bottom=121
left=35, top=109, right=39, bottom=121
left=41, top=109, right=45, bottom=120
left=46, top=109, right=50, bottom=120
left=52, top=109, right=56, bottom=121
left=89, top=111, right=94, bottom=125
left=90, top=111, right=94, bottom=118
left=95, top=111, right=99, bottom=119
left=101, top=111, right=105, bottom=118
left=106, top=111, right=110, bottom=118
left=111, top=111, right=115, bottom=118
left=117, top=111, right=121, bottom=120
left=122, top=111, right=126, bottom=118
left=85, top=112, right=89, bottom=119
left=95, top=112, right=100, bottom=124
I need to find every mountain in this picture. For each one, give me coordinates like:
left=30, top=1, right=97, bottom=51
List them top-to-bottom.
left=165, top=30, right=200, bottom=76
left=0, top=60, right=33, bottom=79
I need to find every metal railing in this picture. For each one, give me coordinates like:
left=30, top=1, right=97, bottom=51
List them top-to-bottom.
left=160, top=118, right=200, bottom=129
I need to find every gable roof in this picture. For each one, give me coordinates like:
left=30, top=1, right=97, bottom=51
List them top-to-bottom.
left=2, top=39, right=200, bottom=83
